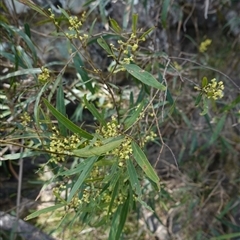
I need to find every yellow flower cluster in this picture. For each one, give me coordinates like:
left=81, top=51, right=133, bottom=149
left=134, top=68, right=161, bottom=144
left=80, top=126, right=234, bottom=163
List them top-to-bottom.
left=48, top=8, right=58, bottom=25
left=66, top=12, right=87, bottom=39
left=110, top=33, right=145, bottom=64
left=199, top=38, right=212, bottom=53
left=38, top=67, right=50, bottom=83
left=195, top=78, right=224, bottom=100
left=20, top=112, right=31, bottom=126
left=98, top=116, right=132, bottom=165
left=101, top=116, right=120, bottom=137
left=49, top=127, right=80, bottom=163
left=145, top=131, right=157, bottom=143
left=53, top=184, right=81, bottom=210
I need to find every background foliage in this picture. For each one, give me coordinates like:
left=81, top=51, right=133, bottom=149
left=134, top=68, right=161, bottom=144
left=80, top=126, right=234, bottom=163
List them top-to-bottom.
left=0, top=0, right=240, bottom=240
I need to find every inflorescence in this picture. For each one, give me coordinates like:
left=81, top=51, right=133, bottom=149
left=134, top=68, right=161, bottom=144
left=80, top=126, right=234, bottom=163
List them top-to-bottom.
left=195, top=78, right=224, bottom=100
left=49, top=127, right=80, bottom=163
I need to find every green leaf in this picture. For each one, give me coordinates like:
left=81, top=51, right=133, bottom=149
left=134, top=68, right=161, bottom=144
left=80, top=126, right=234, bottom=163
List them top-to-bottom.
left=19, top=0, right=49, bottom=17
left=161, top=0, right=170, bottom=28
left=60, top=7, right=70, bottom=18
left=132, top=14, right=138, bottom=34
left=89, top=18, right=97, bottom=36
left=109, top=18, right=122, bottom=34
left=0, top=22, right=37, bottom=63
left=24, top=23, right=31, bottom=39
left=139, top=27, right=155, bottom=40
left=97, top=38, right=113, bottom=56
left=72, top=45, right=95, bottom=94
left=123, top=64, right=166, bottom=90
left=0, top=68, right=41, bottom=81
left=202, top=76, right=208, bottom=87
left=34, top=82, right=49, bottom=128
left=57, top=83, right=67, bottom=136
left=195, top=93, right=202, bottom=106
left=83, top=95, right=106, bottom=125
left=222, top=95, right=240, bottom=112
left=200, top=97, right=209, bottom=116
left=43, top=99, right=93, bottom=140
left=124, top=100, right=145, bottom=130
left=208, top=115, right=226, bottom=146
left=73, top=136, right=124, bottom=157
left=132, top=141, right=160, bottom=190
left=2, top=151, right=40, bottom=160
left=67, top=156, right=97, bottom=202
left=126, top=159, right=142, bottom=197
left=58, top=161, right=88, bottom=176
left=108, top=175, right=120, bottom=214
left=109, top=197, right=130, bottom=240
left=115, top=197, right=130, bottom=239
left=25, top=203, right=65, bottom=220
left=109, top=204, right=121, bottom=240
left=210, top=232, right=240, bottom=240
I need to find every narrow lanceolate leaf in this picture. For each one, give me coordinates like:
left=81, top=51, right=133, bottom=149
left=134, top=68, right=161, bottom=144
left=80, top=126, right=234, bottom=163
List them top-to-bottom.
left=161, top=0, right=170, bottom=29
left=132, top=14, right=138, bottom=34
left=110, top=18, right=122, bottom=33
left=139, top=27, right=155, bottom=40
left=97, top=38, right=113, bottom=56
left=72, top=45, right=95, bottom=94
left=123, top=64, right=166, bottom=90
left=0, top=68, right=41, bottom=81
left=202, top=76, right=208, bottom=87
left=56, top=83, right=67, bottom=136
left=83, top=95, right=106, bottom=125
left=43, top=99, right=93, bottom=140
left=124, top=100, right=146, bottom=130
left=209, top=115, right=226, bottom=146
left=73, top=136, right=124, bottom=157
left=132, top=141, right=160, bottom=190
left=67, top=156, right=97, bottom=202
left=126, top=159, right=142, bottom=197
left=109, top=197, right=130, bottom=240
left=25, top=203, right=65, bottom=220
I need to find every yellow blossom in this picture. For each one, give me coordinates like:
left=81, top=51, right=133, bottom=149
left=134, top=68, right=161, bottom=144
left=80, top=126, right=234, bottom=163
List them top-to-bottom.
left=199, top=38, right=212, bottom=53
left=38, top=67, right=50, bottom=83
left=194, top=78, right=224, bottom=100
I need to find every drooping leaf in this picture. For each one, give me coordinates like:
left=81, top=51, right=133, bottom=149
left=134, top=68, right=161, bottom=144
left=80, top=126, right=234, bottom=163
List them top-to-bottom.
left=161, top=0, right=170, bottom=28
left=132, top=14, right=138, bottom=34
left=110, top=18, right=122, bottom=33
left=0, top=22, right=37, bottom=63
left=139, top=27, right=155, bottom=40
left=97, top=38, right=113, bottom=56
left=72, top=45, right=95, bottom=94
left=123, top=64, right=166, bottom=90
left=0, top=68, right=41, bottom=81
left=202, top=76, right=208, bottom=87
left=56, top=83, right=67, bottom=136
left=195, top=93, right=202, bottom=106
left=83, top=95, right=106, bottom=125
left=200, top=97, right=209, bottom=116
left=43, top=99, right=93, bottom=140
left=124, top=100, right=145, bottom=130
left=208, top=115, right=226, bottom=146
left=73, top=136, right=124, bottom=157
left=132, top=141, right=160, bottom=190
left=67, top=156, right=97, bottom=202
left=126, top=159, right=142, bottom=197
left=109, top=196, right=130, bottom=240
left=25, top=203, right=65, bottom=220
left=210, top=232, right=240, bottom=240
